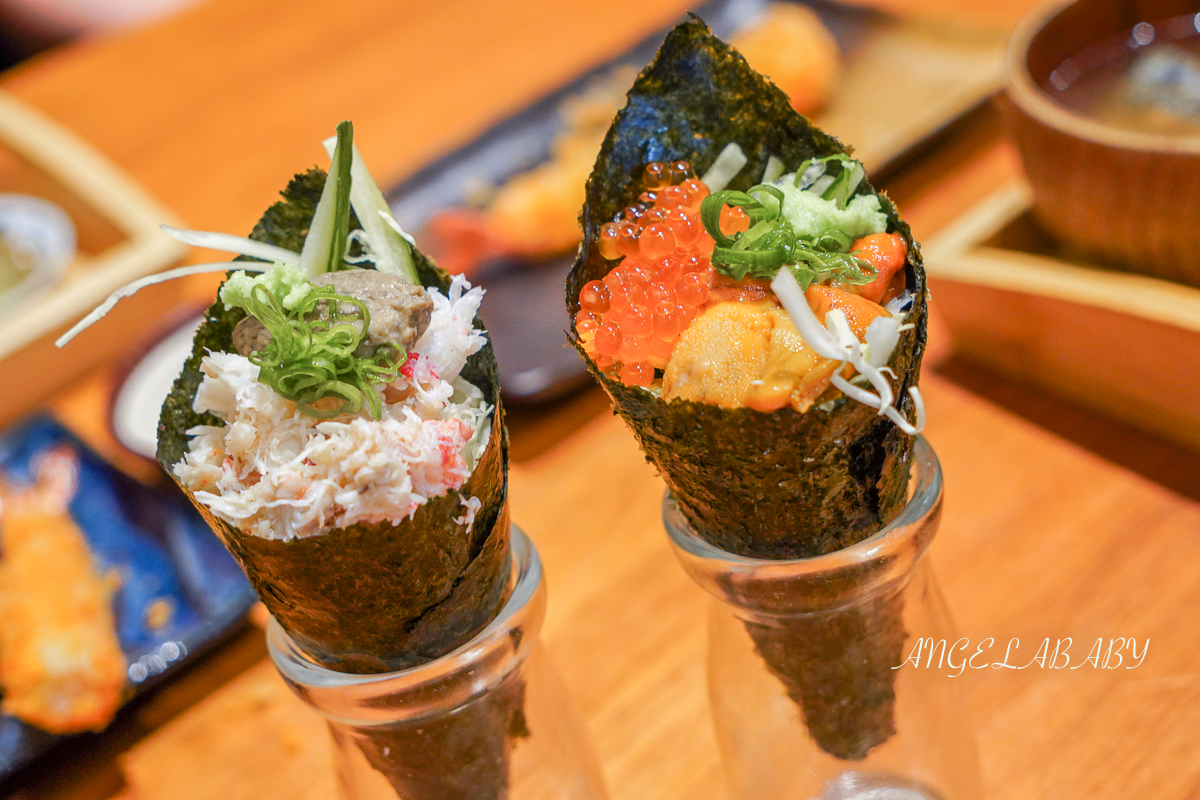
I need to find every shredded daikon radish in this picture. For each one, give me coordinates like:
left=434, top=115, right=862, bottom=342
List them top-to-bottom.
left=701, top=143, right=748, bottom=192
left=761, top=155, right=785, bottom=184
left=379, top=211, right=418, bottom=245
left=160, top=226, right=300, bottom=264
left=55, top=262, right=270, bottom=347
left=770, top=267, right=845, bottom=360
left=770, top=268, right=924, bottom=433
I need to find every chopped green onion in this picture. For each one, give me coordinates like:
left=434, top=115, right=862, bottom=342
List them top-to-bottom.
left=699, top=185, right=875, bottom=288
left=700, top=187, right=781, bottom=247
left=238, top=282, right=403, bottom=420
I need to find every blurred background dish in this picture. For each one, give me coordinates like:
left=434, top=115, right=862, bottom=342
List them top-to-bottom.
left=390, top=0, right=1007, bottom=403
left=1002, top=0, right=1200, bottom=287
left=422, top=3, right=843, bottom=280
left=0, top=88, right=187, bottom=429
left=924, top=180, right=1200, bottom=455
left=0, top=193, right=74, bottom=315
left=0, top=417, right=255, bottom=779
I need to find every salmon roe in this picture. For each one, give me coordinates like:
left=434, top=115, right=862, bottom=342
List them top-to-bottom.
left=580, top=161, right=719, bottom=385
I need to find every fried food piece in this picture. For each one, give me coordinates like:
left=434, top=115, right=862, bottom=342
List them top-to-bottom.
left=733, top=3, right=841, bottom=115
left=485, top=67, right=635, bottom=256
left=423, top=68, right=636, bottom=273
left=0, top=448, right=126, bottom=733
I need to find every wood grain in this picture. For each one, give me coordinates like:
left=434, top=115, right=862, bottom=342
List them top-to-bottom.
left=6, top=0, right=1200, bottom=799
left=105, top=379, right=1200, bottom=800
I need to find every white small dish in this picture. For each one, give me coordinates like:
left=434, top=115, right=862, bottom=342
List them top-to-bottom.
left=0, top=193, right=76, bottom=313
left=111, top=316, right=201, bottom=460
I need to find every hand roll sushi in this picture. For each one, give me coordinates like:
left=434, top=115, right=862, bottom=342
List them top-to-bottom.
left=566, top=20, right=927, bottom=760
left=64, top=123, right=522, bottom=800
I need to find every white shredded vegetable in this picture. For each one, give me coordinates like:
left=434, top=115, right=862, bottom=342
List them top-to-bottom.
left=701, top=143, right=748, bottom=192
left=761, top=155, right=785, bottom=185
left=379, top=211, right=417, bottom=246
left=160, top=226, right=300, bottom=264
left=55, top=261, right=270, bottom=347
left=770, top=267, right=845, bottom=360
left=770, top=268, right=924, bottom=433
left=885, top=292, right=913, bottom=315
left=864, top=315, right=901, bottom=369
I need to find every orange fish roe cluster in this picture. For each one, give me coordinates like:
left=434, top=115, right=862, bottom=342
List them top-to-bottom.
left=575, top=161, right=751, bottom=387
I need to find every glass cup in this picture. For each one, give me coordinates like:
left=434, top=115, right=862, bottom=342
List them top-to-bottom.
left=665, top=437, right=981, bottom=800
left=268, top=527, right=609, bottom=800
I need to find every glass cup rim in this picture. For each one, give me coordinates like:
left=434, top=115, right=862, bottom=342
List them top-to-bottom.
left=664, top=435, right=942, bottom=572
left=267, top=525, right=542, bottom=695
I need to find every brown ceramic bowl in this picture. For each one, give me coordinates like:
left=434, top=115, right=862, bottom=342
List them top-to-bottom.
left=1002, top=0, right=1200, bottom=287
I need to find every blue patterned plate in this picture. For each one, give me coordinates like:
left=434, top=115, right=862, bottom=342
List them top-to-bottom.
left=0, top=416, right=256, bottom=780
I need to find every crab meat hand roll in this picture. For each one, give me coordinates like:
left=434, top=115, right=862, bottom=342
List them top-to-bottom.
left=153, top=125, right=520, bottom=800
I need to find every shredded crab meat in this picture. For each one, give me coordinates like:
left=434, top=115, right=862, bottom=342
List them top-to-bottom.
left=414, top=274, right=487, bottom=382
left=174, top=279, right=491, bottom=541
left=454, top=494, right=483, bottom=536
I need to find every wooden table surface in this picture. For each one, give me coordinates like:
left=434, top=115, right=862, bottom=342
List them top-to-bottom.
left=4, top=1, right=1200, bottom=799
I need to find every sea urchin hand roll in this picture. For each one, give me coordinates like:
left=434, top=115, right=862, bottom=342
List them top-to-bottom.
left=566, top=20, right=927, bottom=760
left=147, top=124, right=520, bottom=799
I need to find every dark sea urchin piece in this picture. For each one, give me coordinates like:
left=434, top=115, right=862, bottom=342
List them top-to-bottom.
left=566, top=19, right=927, bottom=759
left=157, top=170, right=523, bottom=799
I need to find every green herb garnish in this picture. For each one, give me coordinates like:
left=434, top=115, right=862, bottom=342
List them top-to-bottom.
left=231, top=120, right=402, bottom=420
left=298, top=120, right=355, bottom=278
left=815, top=156, right=866, bottom=209
left=700, top=183, right=874, bottom=290
left=240, top=282, right=402, bottom=420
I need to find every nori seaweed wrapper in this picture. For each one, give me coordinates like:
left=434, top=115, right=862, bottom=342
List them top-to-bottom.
left=565, top=19, right=927, bottom=760
left=156, top=169, right=523, bottom=798
left=346, top=668, right=530, bottom=800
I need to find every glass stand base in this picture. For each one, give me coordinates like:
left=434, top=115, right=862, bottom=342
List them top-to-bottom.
left=818, top=771, right=946, bottom=800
